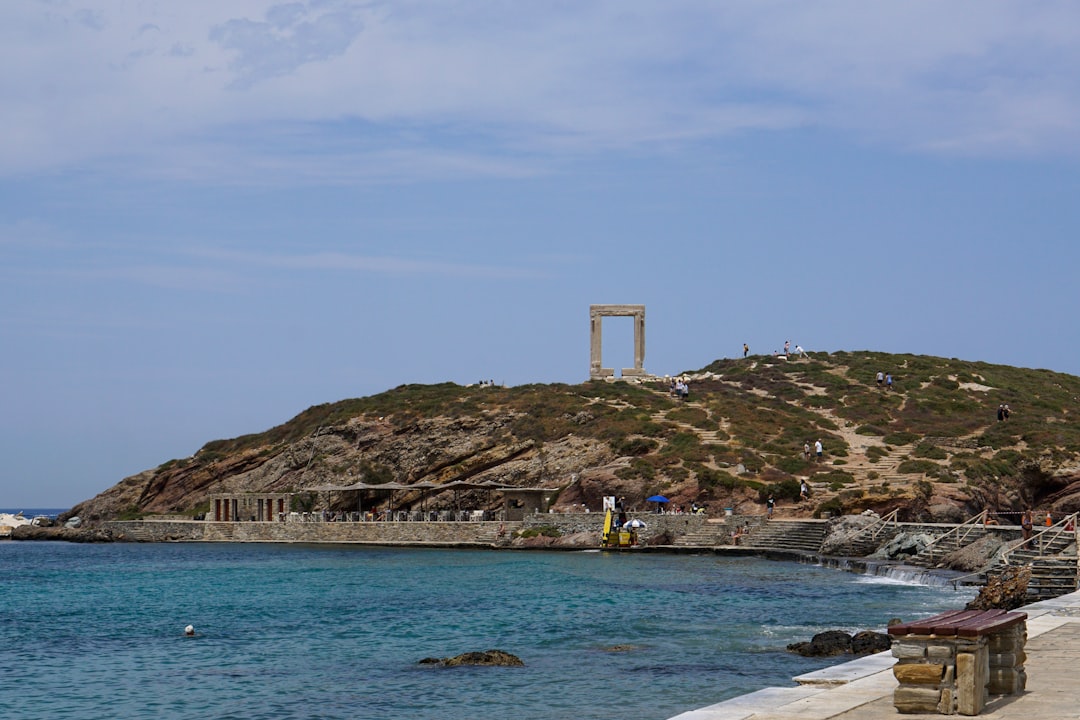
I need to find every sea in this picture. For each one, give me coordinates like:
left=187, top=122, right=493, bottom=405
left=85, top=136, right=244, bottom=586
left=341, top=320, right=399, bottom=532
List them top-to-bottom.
left=0, top=530, right=976, bottom=720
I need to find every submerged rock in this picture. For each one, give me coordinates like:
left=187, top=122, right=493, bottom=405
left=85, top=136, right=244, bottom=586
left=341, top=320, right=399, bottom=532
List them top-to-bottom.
left=420, top=650, right=524, bottom=667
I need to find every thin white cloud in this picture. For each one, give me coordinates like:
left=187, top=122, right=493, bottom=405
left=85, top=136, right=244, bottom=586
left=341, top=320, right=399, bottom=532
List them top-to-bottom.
left=1, top=1, right=1079, bottom=181
left=192, top=247, right=545, bottom=280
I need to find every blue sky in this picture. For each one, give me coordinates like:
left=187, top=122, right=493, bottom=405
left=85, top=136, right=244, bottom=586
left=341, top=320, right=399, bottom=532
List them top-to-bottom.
left=3, top=1, right=1080, bottom=508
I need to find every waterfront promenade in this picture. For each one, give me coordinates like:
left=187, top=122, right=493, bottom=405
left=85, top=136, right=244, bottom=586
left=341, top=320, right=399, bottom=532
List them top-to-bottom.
left=670, top=590, right=1080, bottom=720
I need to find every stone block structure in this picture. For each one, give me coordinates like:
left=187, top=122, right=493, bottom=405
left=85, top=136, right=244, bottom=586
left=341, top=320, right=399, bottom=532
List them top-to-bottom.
left=589, top=304, right=645, bottom=379
left=888, top=609, right=1027, bottom=715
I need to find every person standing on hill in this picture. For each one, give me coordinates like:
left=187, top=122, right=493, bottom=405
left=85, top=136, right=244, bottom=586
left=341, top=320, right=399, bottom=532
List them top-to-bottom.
left=784, top=340, right=790, bottom=355
left=743, top=343, right=749, bottom=358
left=876, top=371, right=884, bottom=387
left=885, top=373, right=893, bottom=391
left=815, top=439, right=823, bottom=462
left=803, top=441, right=811, bottom=461
left=766, top=494, right=775, bottom=519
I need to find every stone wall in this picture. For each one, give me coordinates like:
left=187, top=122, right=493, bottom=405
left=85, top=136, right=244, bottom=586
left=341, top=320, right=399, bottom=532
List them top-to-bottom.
left=104, top=511, right=709, bottom=545
left=521, top=511, right=707, bottom=541
left=104, top=519, right=508, bottom=545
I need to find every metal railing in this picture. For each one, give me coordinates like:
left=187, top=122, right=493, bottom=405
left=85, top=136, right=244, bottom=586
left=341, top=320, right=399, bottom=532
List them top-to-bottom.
left=868, top=508, right=900, bottom=539
left=915, top=509, right=989, bottom=559
left=999, top=513, right=1078, bottom=566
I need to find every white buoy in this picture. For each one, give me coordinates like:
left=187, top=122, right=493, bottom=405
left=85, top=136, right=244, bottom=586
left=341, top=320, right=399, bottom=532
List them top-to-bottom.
left=184, top=625, right=195, bottom=636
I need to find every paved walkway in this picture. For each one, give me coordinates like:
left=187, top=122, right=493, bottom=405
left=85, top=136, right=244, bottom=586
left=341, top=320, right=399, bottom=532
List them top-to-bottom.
left=671, top=591, right=1080, bottom=720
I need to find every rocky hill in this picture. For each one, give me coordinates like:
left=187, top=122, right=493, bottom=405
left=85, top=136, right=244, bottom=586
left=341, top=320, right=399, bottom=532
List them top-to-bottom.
left=67, top=351, right=1080, bottom=524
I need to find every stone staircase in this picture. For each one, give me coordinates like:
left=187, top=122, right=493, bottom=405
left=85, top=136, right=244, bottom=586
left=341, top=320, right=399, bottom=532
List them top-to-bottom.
left=740, top=519, right=829, bottom=554
left=672, top=520, right=757, bottom=547
left=476, top=522, right=519, bottom=545
left=995, top=522, right=1079, bottom=600
left=116, top=523, right=157, bottom=541
left=839, top=525, right=903, bottom=557
left=1026, top=558, right=1079, bottom=600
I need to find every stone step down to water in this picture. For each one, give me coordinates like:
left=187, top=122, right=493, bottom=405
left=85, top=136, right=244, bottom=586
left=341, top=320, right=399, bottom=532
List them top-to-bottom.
left=740, top=519, right=829, bottom=554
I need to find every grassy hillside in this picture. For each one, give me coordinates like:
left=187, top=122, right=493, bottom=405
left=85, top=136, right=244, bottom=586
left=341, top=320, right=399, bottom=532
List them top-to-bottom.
left=73, top=351, right=1080, bottom=521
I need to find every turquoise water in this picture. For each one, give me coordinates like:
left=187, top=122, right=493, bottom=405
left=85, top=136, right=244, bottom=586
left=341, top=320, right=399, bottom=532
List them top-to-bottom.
left=0, top=542, right=974, bottom=719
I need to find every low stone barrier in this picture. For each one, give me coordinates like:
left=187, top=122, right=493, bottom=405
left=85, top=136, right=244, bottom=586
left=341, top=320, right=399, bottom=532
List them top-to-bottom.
left=103, top=519, right=508, bottom=544
left=888, top=609, right=1027, bottom=715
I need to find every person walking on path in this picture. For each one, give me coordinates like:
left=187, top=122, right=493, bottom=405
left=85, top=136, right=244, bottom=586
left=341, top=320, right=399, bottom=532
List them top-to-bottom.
left=784, top=340, right=790, bottom=355
left=876, top=371, right=884, bottom=387
left=885, top=373, right=893, bottom=391
left=998, top=404, right=1006, bottom=422
left=815, top=439, right=823, bottom=462
left=803, top=441, right=811, bottom=461
left=800, top=480, right=809, bottom=501
left=766, top=494, right=775, bottom=519
left=1021, top=510, right=1034, bottom=549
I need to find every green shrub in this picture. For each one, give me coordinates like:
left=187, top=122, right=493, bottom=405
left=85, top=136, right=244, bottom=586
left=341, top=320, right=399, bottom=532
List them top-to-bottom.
left=856, top=425, right=887, bottom=436
left=884, top=431, right=920, bottom=445
left=610, top=437, right=658, bottom=456
left=913, top=443, right=949, bottom=460
left=866, top=446, right=889, bottom=463
left=776, top=456, right=810, bottom=474
left=615, top=458, right=657, bottom=481
left=897, top=459, right=942, bottom=475
left=697, top=468, right=741, bottom=490
left=759, top=478, right=802, bottom=502
left=814, top=497, right=845, bottom=518
left=519, top=525, right=561, bottom=539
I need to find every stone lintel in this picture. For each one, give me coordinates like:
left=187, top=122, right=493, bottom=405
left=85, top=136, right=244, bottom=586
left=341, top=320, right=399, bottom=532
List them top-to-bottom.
left=590, top=304, right=645, bottom=317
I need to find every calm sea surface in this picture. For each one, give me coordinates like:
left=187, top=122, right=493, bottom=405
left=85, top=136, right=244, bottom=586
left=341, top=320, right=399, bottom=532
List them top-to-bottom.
left=0, top=541, right=974, bottom=720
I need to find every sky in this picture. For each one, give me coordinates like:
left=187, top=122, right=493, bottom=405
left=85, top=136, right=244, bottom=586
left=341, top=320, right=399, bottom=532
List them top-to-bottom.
left=3, top=1, right=1080, bottom=508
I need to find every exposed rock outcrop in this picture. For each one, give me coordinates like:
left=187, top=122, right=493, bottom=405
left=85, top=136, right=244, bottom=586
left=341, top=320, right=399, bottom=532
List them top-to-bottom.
left=868, top=532, right=936, bottom=561
left=939, top=535, right=1003, bottom=572
left=965, top=566, right=1032, bottom=610
left=788, top=629, right=891, bottom=657
left=419, top=650, right=524, bottom=667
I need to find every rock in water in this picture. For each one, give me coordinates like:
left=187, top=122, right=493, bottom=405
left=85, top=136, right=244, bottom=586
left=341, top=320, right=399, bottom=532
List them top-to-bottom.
left=787, top=630, right=852, bottom=657
left=851, top=630, right=891, bottom=655
left=421, top=650, right=525, bottom=667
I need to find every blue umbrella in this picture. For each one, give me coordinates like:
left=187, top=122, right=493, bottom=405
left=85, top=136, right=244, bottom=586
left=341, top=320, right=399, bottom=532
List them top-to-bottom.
left=646, top=495, right=669, bottom=503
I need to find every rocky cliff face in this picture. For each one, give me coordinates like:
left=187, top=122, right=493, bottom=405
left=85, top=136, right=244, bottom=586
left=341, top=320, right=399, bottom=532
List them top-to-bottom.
left=67, top=352, right=1080, bottom=524
left=69, top=411, right=621, bottom=522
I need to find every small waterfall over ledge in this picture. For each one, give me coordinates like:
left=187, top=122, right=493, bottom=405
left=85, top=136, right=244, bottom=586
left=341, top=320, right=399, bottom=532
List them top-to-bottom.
left=808, top=555, right=977, bottom=588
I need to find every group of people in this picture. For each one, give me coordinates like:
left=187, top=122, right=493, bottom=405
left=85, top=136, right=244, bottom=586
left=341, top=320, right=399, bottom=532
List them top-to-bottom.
left=743, top=341, right=806, bottom=358
left=875, top=371, right=894, bottom=390
left=669, top=378, right=690, bottom=400
left=997, top=404, right=1012, bottom=421
left=803, top=439, right=824, bottom=462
